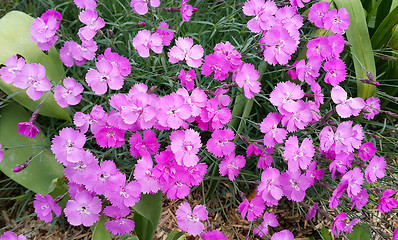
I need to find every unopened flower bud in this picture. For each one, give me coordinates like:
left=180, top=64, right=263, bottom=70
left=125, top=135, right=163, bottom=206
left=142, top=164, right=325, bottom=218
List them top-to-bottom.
left=193, top=8, right=198, bottom=11
left=108, top=29, right=114, bottom=39
left=360, top=78, right=380, bottom=86
left=148, top=86, right=158, bottom=94
left=384, top=110, right=398, bottom=118
left=13, top=155, right=33, bottom=172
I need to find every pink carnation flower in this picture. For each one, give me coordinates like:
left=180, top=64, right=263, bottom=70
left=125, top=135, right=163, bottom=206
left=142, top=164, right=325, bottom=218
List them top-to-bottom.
left=74, top=0, right=97, bottom=10
left=130, top=0, right=160, bottom=15
left=181, top=0, right=194, bottom=22
left=243, top=0, right=277, bottom=33
left=289, top=0, right=310, bottom=8
left=308, top=1, right=330, bottom=28
left=275, top=6, right=303, bottom=40
left=324, top=8, right=350, bottom=34
left=30, top=9, right=61, bottom=51
left=78, top=10, right=105, bottom=40
left=156, top=22, right=174, bottom=46
left=133, top=30, right=163, bottom=58
left=328, top=34, right=345, bottom=59
left=306, top=36, right=332, bottom=60
left=168, top=37, right=204, bottom=68
left=201, top=53, right=230, bottom=81
left=0, top=55, right=25, bottom=84
left=296, top=57, right=322, bottom=85
left=85, top=58, right=124, bottom=95
left=323, top=58, right=347, bottom=86
left=13, top=63, right=51, bottom=101
left=235, top=63, right=261, bottom=99
left=180, top=68, right=196, bottom=91
left=54, top=77, right=84, bottom=108
left=269, top=81, right=304, bottom=113
left=331, top=85, right=365, bottom=118
left=177, top=88, right=207, bottom=117
left=157, top=93, right=192, bottom=129
left=363, top=97, right=380, bottom=120
left=199, top=99, right=232, bottom=130
left=74, top=105, right=107, bottom=134
left=260, top=112, right=287, bottom=147
left=17, top=122, right=40, bottom=139
left=94, top=126, right=125, bottom=148
left=51, top=127, right=86, bottom=166
left=206, top=128, right=235, bottom=157
left=170, top=129, right=202, bottom=167
left=129, top=130, right=160, bottom=158
left=283, top=136, right=314, bottom=172
left=358, top=142, right=376, bottom=161
left=0, top=144, right=3, bottom=163
left=219, top=154, right=246, bottom=181
left=365, top=156, right=386, bottom=183
left=134, top=158, right=161, bottom=194
left=257, top=167, right=283, bottom=207
left=280, top=170, right=310, bottom=202
left=106, top=174, right=142, bottom=208
left=350, top=188, right=368, bottom=210
left=379, top=189, right=398, bottom=213
left=64, top=191, right=101, bottom=227
left=33, top=194, right=61, bottom=223
left=239, top=196, right=265, bottom=221
left=176, top=202, right=208, bottom=236
left=104, top=206, right=134, bottom=235
left=254, top=212, right=278, bottom=237
left=331, top=212, right=359, bottom=236
left=201, top=230, right=228, bottom=240
left=271, top=230, right=294, bottom=240
left=0, top=232, right=27, bottom=240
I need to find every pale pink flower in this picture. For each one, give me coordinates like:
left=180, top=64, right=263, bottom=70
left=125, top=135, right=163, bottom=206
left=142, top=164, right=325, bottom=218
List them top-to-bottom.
left=74, top=0, right=97, bottom=10
left=130, top=0, right=160, bottom=15
left=308, top=1, right=330, bottom=28
left=324, top=8, right=350, bottom=34
left=30, top=10, right=61, bottom=51
left=78, top=10, right=105, bottom=40
left=133, top=30, right=163, bottom=58
left=306, top=36, right=332, bottom=60
left=168, top=37, right=204, bottom=68
left=0, top=55, right=25, bottom=84
left=85, top=58, right=124, bottom=95
left=323, top=58, right=347, bottom=86
left=13, top=63, right=51, bottom=101
left=235, top=63, right=261, bottom=99
left=54, top=77, right=84, bottom=108
left=269, top=81, right=304, bottom=113
left=331, top=85, right=365, bottom=118
left=176, top=88, right=207, bottom=117
left=157, top=93, right=192, bottom=129
left=363, top=97, right=380, bottom=120
left=260, top=112, right=287, bottom=147
left=51, top=128, right=86, bottom=166
left=206, top=128, right=235, bottom=157
left=170, top=129, right=202, bottom=167
left=283, top=136, right=314, bottom=171
left=219, top=154, right=246, bottom=181
left=365, top=156, right=386, bottom=183
left=134, top=158, right=161, bottom=194
left=257, top=167, right=283, bottom=207
left=379, top=189, right=398, bottom=213
left=64, top=191, right=101, bottom=227
left=34, top=194, right=61, bottom=223
left=176, top=202, right=208, bottom=236
left=254, top=212, right=278, bottom=237
left=271, top=230, right=294, bottom=240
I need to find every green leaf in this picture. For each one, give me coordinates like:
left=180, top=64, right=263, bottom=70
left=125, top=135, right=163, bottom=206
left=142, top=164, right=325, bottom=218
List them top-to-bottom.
left=334, top=0, right=377, bottom=99
left=374, top=0, right=393, bottom=30
left=371, top=6, right=398, bottom=49
left=0, top=11, right=71, bottom=122
left=387, top=24, right=398, bottom=50
left=0, top=103, right=64, bottom=194
left=133, top=191, right=162, bottom=240
left=91, top=215, right=111, bottom=240
left=347, top=225, right=371, bottom=240
left=320, top=227, right=332, bottom=240
left=165, top=230, right=186, bottom=240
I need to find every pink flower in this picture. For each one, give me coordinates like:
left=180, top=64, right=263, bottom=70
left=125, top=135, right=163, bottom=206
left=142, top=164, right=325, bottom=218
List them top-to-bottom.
left=74, top=0, right=97, bottom=10
left=130, top=0, right=160, bottom=15
left=181, top=0, right=194, bottom=22
left=243, top=0, right=277, bottom=33
left=289, top=0, right=310, bottom=8
left=308, top=1, right=330, bottom=28
left=275, top=6, right=303, bottom=40
left=324, top=8, right=350, bottom=34
left=30, top=9, right=61, bottom=51
left=78, top=10, right=105, bottom=40
left=156, top=22, right=174, bottom=46
left=260, top=26, right=298, bottom=65
left=133, top=30, right=163, bottom=58
left=328, top=34, right=345, bottom=59
left=306, top=36, right=332, bottom=60
left=168, top=37, right=204, bottom=68
left=59, top=41, right=85, bottom=67
left=214, top=41, right=242, bottom=71
left=99, top=48, right=131, bottom=77
left=201, top=53, right=230, bottom=81
left=0, top=55, right=25, bottom=84
left=296, top=57, right=322, bottom=85
left=85, top=58, right=124, bottom=95
left=323, top=58, right=347, bottom=86
left=13, top=63, right=51, bottom=101
left=235, top=63, right=261, bottom=99
left=180, top=69, right=196, bottom=91
left=54, top=77, right=84, bottom=108
left=269, top=81, right=304, bottom=113
left=331, top=85, right=365, bottom=118
left=176, top=88, right=207, bottom=117
left=157, top=93, right=192, bottom=129
left=363, top=97, right=380, bottom=120
left=199, top=99, right=232, bottom=130
left=280, top=100, right=312, bottom=132
left=74, top=105, right=107, bottom=134
left=260, top=112, right=287, bottom=147
left=17, top=122, right=40, bottom=139
left=94, top=126, right=125, bottom=148
left=51, top=128, right=86, bottom=166
left=206, top=128, right=235, bottom=157
left=170, top=129, right=202, bottom=167
left=129, top=130, right=160, bottom=158
left=283, top=136, right=314, bottom=172
left=358, top=142, right=377, bottom=161
left=0, top=144, right=3, bottom=162
left=64, top=150, right=98, bottom=185
left=219, top=154, right=246, bottom=181
left=365, top=156, right=386, bottom=183
left=134, top=158, right=161, bottom=194
left=84, top=160, right=120, bottom=195
left=306, top=161, right=325, bottom=185
left=257, top=167, right=283, bottom=207
left=342, top=167, right=364, bottom=197
left=280, top=170, right=310, bottom=202
left=107, top=174, right=142, bottom=208
left=350, top=188, right=368, bottom=210
left=379, top=189, right=398, bottom=213
left=64, top=191, right=101, bottom=227
left=33, top=194, right=61, bottom=223
left=239, top=196, right=265, bottom=221
left=176, top=202, right=208, bottom=236
left=306, top=202, right=318, bottom=220
left=104, top=206, right=134, bottom=235
left=254, top=212, right=278, bottom=237
left=332, top=212, right=359, bottom=236
left=393, top=227, right=398, bottom=240
left=201, top=230, right=228, bottom=240
left=271, top=230, right=294, bottom=240
left=0, top=232, right=27, bottom=240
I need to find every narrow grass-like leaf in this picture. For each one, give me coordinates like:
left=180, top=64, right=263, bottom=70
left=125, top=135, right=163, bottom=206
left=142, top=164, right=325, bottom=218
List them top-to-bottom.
left=334, top=0, right=377, bottom=99
left=371, top=6, right=398, bottom=49
left=0, top=11, right=71, bottom=121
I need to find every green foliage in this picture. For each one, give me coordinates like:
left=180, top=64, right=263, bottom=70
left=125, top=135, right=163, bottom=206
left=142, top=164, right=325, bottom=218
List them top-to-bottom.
left=0, top=11, right=71, bottom=122
left=0, top=103, right=64, bottom=194
left=133, top=192, right=162, bottom=240
left=91, top=215, right=111, bottom=240
left=347, top=225, right=371, bottom=240
left=320, top=228, right=332, bottom=240
left=165, top=230, right=186, bottom=240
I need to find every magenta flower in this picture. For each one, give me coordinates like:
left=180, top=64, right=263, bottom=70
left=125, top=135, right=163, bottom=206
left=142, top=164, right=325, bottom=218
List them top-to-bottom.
left=74, top=0, right=97, bottom=10
left=130, top=0, right=160, bottom=15
left=181, top=0, right=194, bottom=22
left=243, top=0, right=277, bottom=33
left=289, top=0, right=310, bottom=8
left=308, top=1, right=330, bottom=28
left=275, top=6, right=303, bottom=40
left=324, top=8, right=350, bottom=34
left=31, top=9, right=61, bottom=51
left=78, top=10, right=105, bottom=40
left=156, top=22, right=174, bottom=46
left=260, top=26, right=298, bottom=65
left=133, top=30, right=163, bottom=58
left=328, top=34, right=345, bottom=59
left=306, top=36, right=332, bottom=60
left=168, top=37, right=204, bottom=68
left=60, top=41, right=85, bottom=67
left=214, top=41, right=242, bottom=71
left=99, top=48, right=131, bottom=77
left=201, top=53, right=230, bottom=81
left=0, top=55, right=25, bottom=84
left=296, top=57, right=322, bottom=85
left=86, top=58, right=124, bottom=95
left=323, top=59, right=346, bottom=86
left=13, top=63, right=51, bottom=101
left=235, top=63, right=261, bottom=99
left=180, top=68, right=196, bottom=91
left=54, top=77, right=84, bottom=108
left=269, top=81, right=304, bottom=113
left=331, top=85, right=365, bottom=118
left=214, top=87, right=231, bottom=107
left=176, top=88, right=207, bottom=117
left=157, top=93, right=192, bottom=129
left=363, top=97, right=380, bottom=120
left=199, top=99, right=232, bottom=130
left=280, top=100, right=312, bottom=132
left=74, top=105, right=107, bottom=134
left=260, top=112, right=287, bottom=147
left=17, top=122, right=40, bottom=139
left=94, top=126, right=125, bottom=148
left=51, top=127, right=86, bottom=166
left=206, top=128, right=235, bottom=157
left=170, top=129, right=202, bottom=167
left=129, top=130, right=160, bottom=158
left=283, top=136, right=314, bottom=172
left=358, top=142, right=376, bottom=161
left=0, top=144, right=3, bottom=162
left=64, top=150, right=98, bottom=185
left=219, top=154, right=246, bottom=181
left=365, top=156, right=386, bottom=183
left=134, top=158, right=161, bottom=194
left=85, top=160, right=120, bottom=195
left=306, top=161, right=325, bottom=186
left=257, top=167, right=283, bottom=207
left=342, top=167, right=364, bottom=197
left=280, top=170, right=310, bottom=202
left=106, top=174, right=142, bottom=208
left=350, top=188, right=368, bottom=210
left=379, top=189, right=398, bottom=213
left=64, top=191, right=101, bottom=227
left=33, top=194, right=61, bottom=223
left=239, top=196, right=265, bottom=221
left=176, top=202, right=208, bottom=236
left=306, top=202, right=318, bottom=221
left=104, top=206, right=134, bottom=235
left=254, top=212, right=278, bottom=237
left=331, top=212, right=359, bottom=236
left=393, top=227, right=398, bottom=240
left=201, top=230, right=228, bottom=240
left=271, top=230, right=294, bottom=240
left=0, top=232, right=27, bottom=240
